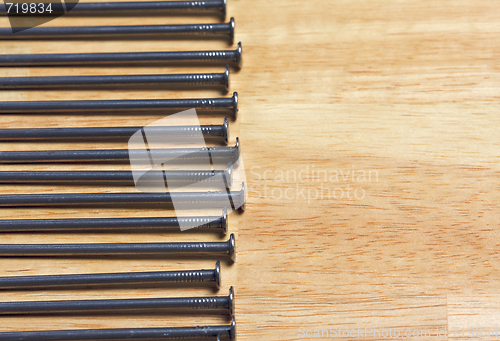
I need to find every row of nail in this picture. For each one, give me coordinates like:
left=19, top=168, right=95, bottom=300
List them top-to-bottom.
left=0, top=1, right=242, bottom=340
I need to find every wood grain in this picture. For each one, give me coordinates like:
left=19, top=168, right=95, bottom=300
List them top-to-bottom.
left=0, top=0, right=500, bottom=340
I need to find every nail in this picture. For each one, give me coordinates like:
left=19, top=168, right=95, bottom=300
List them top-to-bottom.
left=0, top=0, right=227, bottom=17
left=0, top=18, right=235, bottom=43
left=0, top=42, right=242, bottom=68
left=0, top=65, right=230, bottom=91
left=0, top=92, right=238, bottom=117
left=0, top=117, right=229, bottom=144
left=0, top=138, right=240, bottom=164
left=0, top=164, right=233, bottom=187
left=0, top=184, right=245, bottom=211
left=0, top=208, right=229, bottom=234
left=0, top=234, right=236, bottom=260
left=0, top=261, right=221, bottom=290
left=0, top=286, right=234, bottom=315
left=0, top=317, right=236, bottom=341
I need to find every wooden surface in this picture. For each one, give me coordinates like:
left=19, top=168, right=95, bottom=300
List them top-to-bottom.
left=0, top=0, right=500, bottom=340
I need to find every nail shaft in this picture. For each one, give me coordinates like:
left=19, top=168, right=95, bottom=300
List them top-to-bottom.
left=0, top=0, right=227, bottom=17
left=0, top=19, right=235, bottom=43
left=0, top=42, right=242, bottom=68
left=0, top=66, right=230, bottom=91
left=0, top=92, right=238, bottom=116
left=0, top=118, right=228, bottom=143
left=0, top=138, right=240, bottom=164
left=0, top=167, right=232, bottom=187
left=0, top=184, right=245, bottom=210
left=0, top=208, right=228, bottom=233
left=0, top=234, right=235, bottom=259
left=0, top=235, right=236, bottom=259
left=0, top=261, right=221, bottom=290
left=0, top=287, right=233, bottom=316
left=0, top=318, right=235, bottom=341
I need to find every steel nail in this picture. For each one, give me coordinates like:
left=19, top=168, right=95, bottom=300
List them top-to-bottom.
left=0, top=0, right=227, bottom=17
left=0, top=18, right=235, bottom=43
left=0, top=42, right=242, bottom=68
left=0, top=66, right=230, bottom=91
left=0, top=92, right=238, bottom=117
left=0, top=117, right=229, bottom=143
left=0, top=138, right=240, bottom=164
left=0, top=164, right=233, bottom=187
left=0, top=183, right=245, bottom=211
left=0, top=208, right=229, bottom=234
left=0, top=234, right=236, bottom=260
left=0, top=261, right=221, bottom=290
left=0, top=286, right=234, bottom=315
left=0, top=317, right=236, bottom=341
